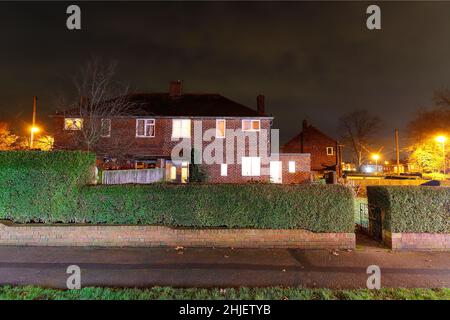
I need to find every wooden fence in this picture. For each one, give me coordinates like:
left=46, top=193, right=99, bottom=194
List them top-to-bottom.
left=102, top=168, right=165, bottom=185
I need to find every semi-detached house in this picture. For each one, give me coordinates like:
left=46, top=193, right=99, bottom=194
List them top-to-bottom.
left=52, top=81, right=311, bottom=184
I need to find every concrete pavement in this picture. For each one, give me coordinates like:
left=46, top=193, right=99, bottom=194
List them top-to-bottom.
left=0, top=235, right=448, bottom=289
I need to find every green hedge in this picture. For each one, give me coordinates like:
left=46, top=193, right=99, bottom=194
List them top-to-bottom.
left=0, top=151, right=354, bottom=232
left=0, top=151, right=96, bottom=222
left=77, top=184, right=354, bottom=231
left=367, top=186, right=450, bottom=233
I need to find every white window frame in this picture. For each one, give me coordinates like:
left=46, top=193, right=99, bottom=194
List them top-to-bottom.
left=64, top=118, right=83, bottom=131
left=100, top=118, right=111, bottom=138
left=136, top=119, right=155, bottom=138
left=172, top=119, right=191, bottom=139
left=216, top=119, right=226, bottom=138
left=242, top=119, right=261, bottom=132
left=326, top=147, right=334, bottom=156
left=241, top=157, right=261, bottom=177
left=288, top=161, right=296, bottom=173
left=220, top=164, right=228, bottom=176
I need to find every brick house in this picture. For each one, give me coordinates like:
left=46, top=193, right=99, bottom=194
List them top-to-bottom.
left=52, top=81, right=311, bottom=184
left=281, top=120, right=340, bottom=176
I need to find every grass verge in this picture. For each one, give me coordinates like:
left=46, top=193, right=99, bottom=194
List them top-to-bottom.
left=0, top=286, right=448, bottom=300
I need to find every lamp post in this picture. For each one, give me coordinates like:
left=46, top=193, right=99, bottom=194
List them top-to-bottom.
left=435, top=135, right=447, bottom=176
left=372, top=153, right=380, bottom=174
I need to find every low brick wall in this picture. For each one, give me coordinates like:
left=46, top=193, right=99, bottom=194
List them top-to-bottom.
left=0, top=221, right=355, bottom=249
left=383, top=230, right=450, bottom=251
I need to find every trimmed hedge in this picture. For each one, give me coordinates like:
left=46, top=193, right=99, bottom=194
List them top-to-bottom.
left=0, top=151, right=355, bottom=232
left=0, top=151, right=96, bottom=222
left=77, top=184, right=354, bottom=231
left=367, top=186, right=450, bottom=233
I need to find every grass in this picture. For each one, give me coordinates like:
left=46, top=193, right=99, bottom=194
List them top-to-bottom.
left=0, top=286, right=448, bottom=300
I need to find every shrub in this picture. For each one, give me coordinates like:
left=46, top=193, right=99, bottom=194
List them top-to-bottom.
left=0, top=151, right=95, bottom=222
left=0, top=151, right=354, bottom=232
left=77, top=184, right=355, bottom=231
left=367, top=186, right=450, bottom=233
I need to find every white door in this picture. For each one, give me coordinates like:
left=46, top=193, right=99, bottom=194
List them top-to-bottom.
left=270, top=161, right=282, bottom=184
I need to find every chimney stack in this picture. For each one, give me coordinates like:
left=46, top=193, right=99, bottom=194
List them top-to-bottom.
left=169, top=80, right=182, bottom=97
left=257, top=94, right=265, bottom=115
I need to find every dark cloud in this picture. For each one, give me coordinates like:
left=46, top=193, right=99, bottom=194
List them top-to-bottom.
left=0, top=1, right=449, bottom=154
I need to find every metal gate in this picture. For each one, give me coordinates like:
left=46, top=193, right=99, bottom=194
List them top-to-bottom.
left=358, top=203, right=382, bottom=241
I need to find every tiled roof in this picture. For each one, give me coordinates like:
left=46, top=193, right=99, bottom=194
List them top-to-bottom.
left=60, top=93, right=270, bottom=118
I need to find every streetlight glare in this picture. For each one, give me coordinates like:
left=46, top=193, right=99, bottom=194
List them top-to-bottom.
left=30, top=126, right=40, bottom=133
left=435, top=135, right=447, bottom=144
left=371, top=154, right=380, bottom=160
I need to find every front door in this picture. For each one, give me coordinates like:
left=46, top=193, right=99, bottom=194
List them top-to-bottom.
left=270, top=161, right=282, bottom=184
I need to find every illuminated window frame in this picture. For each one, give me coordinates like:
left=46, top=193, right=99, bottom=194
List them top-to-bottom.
left=64, top=118, right=83, bottom=130
left=101, top=118, right=111, bottom=137
left=136, top=119, right=155, bottom=138
left=172, top=119, right=191, bottom=139
left=216, top=119, right=226, bottom=138
left=242, top=119, right=260, bottom=132
left=326, top=147, right=334, bottom=156
left=241, top=157, right=261, bottom=177
left=288, top=161, right=296, bottom=173
left=220, top=164, right=228, bottom=176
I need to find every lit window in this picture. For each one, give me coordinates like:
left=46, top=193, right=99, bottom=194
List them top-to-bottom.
left=64, top=118, right=83, bottom=130
left=101, top=118, right=111, bottom=137
left=136, top=119, right=155, bottom=137
left=172, top=119, right=191, bottom=138
left=216, top=119, right=226, bottom=138
left=242, top=120, right=260, bottom=132
left=326, top=147, right=334, bottom=156
left=241, top=157, right=261, bottom=176
left=289, top=161, right=296, bottom=173
left=221, top=164, right=228, bottom=176
left=170, top=166, right=177, bottom=180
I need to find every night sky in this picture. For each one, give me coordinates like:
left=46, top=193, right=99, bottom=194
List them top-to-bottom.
left=1, top=1, right=450, bottom=157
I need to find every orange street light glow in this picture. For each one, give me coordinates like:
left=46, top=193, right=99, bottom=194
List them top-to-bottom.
left=30, top=126, right=40, bottom=133
left=435, top=135, right=447, bottom=144
left=371, top=154, right=380, bottom=161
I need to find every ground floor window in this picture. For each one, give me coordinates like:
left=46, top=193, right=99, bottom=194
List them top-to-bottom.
left=241, top=157, right=260, bottom=176
left=289, top=161, right=296, bottom=173
left=220, top=164, right=228, bottom=176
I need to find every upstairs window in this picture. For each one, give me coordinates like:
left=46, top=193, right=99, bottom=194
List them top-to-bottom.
left=64, top=118, right=83, bottom=130
left=101, top=118, right=111, bottom=137
left=136, top=119, right=155, bottom=137
left=172, top=119, right=191, bottom=138
left=216, top=119, right=226, bottom=138
left=242, top=119, right=260, bottom=132
left=326, top=147, right=334, bottom=156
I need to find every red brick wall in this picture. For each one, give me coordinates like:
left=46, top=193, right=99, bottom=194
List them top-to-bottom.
left=54, top=116, right=279, bottom=183
left=282, top=124, right=337, bottom=172
left=278, top=154, right=311, bottom=184
left=0, top=222, right=355, bottom=249
left=382, top=230, right=450, bottom=251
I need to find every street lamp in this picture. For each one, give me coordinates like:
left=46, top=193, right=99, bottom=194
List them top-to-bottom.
left=30, top=126, right=40, bottom=149
left=435, top=135, right=447, bottom=176
left=371, top=153, right=380, bottom=174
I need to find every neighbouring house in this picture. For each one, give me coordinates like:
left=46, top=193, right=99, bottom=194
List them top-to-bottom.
left=52, top=81, right=311, bottom=184
left=281, top=120, right=340, bottom=177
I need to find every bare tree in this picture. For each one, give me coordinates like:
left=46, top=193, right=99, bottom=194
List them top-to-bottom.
left=60, top=58, right=138, bottom=152
left=407, top=90, right=450, bottom=143
left=339, top=109, right=382, bottom=169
